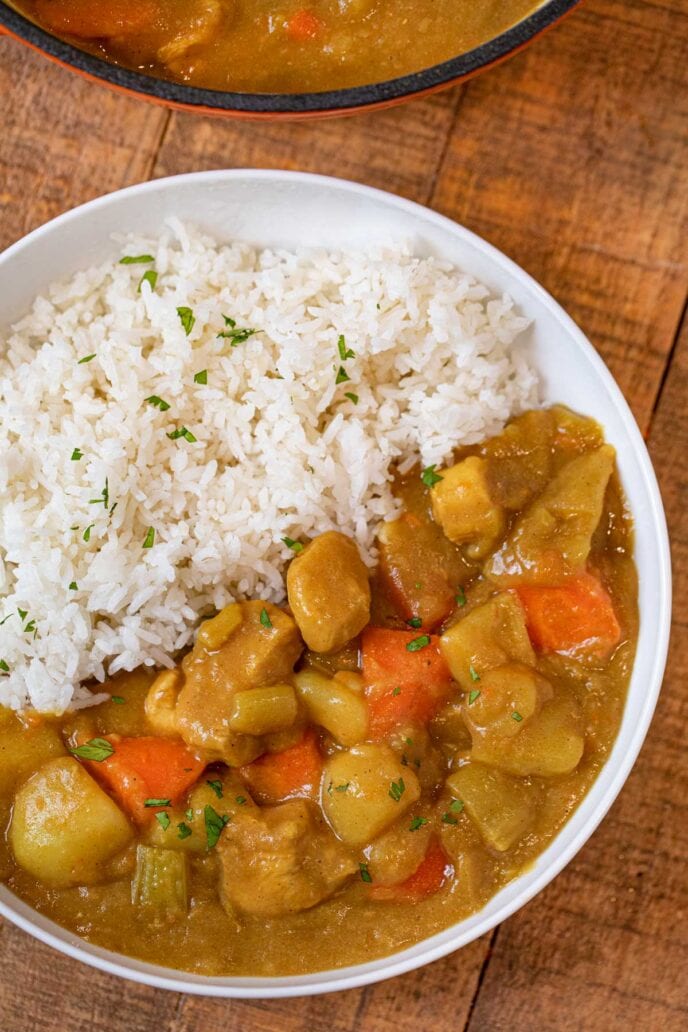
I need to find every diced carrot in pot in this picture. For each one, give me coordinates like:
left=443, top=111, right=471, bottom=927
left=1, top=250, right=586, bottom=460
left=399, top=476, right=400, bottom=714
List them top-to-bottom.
left=285, top=9, right=324, bottom=41
left=517, top=571, right=621, bottom=658
left=362, top=628, right=452, bottom=737
left=240, top=730, right=323, bottom=804
left=370, top=837, right=451, bottom=902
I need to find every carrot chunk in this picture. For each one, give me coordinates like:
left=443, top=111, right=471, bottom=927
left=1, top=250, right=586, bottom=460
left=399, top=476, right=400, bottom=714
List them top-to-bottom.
left=34, top=0, right=158, bottom=39
left=285, top=9, right=324, bottom=41
left=517, top=571, right=621, bottom=658
left=362, top=627, right=452, bottom=737
left=240, top=731, right=323, bottom=804
left=84, top=735, right=205, bottom=825
left=370, top=838, right=451, bottom=902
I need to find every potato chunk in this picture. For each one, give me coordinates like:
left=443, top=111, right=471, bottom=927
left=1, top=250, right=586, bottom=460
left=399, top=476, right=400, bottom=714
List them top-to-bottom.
left=485, top=445, right=615, bottom=586
left=430, top=456, right=506, bottom=559
left=287, top=531, right=371, bottom=653
left=440, top=592, right=534, bottom=691
left=464, top=662, right=553, bottom=740
left=293, top=670, right=368, bottom=746
left=471, top=693, right=585, bottom=777
left=0, top=716, right=66, bottom=794
left=321, top=743, right=420, bottom=846
left=10, top=757, right=132, bottom=887
left=447, top=763, right=535, bottom=852
left=218, top=798, right=356, bottom=917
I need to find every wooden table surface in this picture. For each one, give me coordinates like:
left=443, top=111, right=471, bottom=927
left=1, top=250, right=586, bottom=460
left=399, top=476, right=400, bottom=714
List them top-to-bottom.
left=1, top=2, right=687, bottom=1028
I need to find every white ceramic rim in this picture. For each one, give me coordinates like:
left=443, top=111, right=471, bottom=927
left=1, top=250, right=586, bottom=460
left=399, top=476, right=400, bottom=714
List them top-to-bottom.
left=0, top=170, right=672, bottom=998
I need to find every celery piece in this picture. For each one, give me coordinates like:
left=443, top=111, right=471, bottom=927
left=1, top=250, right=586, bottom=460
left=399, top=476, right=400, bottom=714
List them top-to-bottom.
left=131, top=844, right=188, bottom=914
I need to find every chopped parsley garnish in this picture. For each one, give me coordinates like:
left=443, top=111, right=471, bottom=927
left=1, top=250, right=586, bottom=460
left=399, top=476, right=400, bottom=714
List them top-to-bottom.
left=120, top=254, right=154, bottom=265
left=138, top=270, right=158, bottom=292
left=177, top=306, right=195, bottom=336
left=222, top=315, right=236, bottom=327
left=217, top=318, right=256, bottom=345
left=337, top=335, right=355, bottom=361
left=78, top=354, right=96, bottom=365
left=335, top=365, right=351, bottom=385
left=194, top=369, right=208, bottom=385
left=344, top=392, right=359, bottom=404
left=145, top=395, right=171, bottom=411
left=167, top=426, right=197, bottom=443
left=71, top=448, right=83, bottom=461
left=421, top=465, right=443, bottom=488
left=89, top=478, right=109, bottom=509
left=83, top=524, right=94, bottom=542
left=142, top=527, right=155, bottom=549
left=282, top=537, right=304, bottom=553
left=68, top=581, right=78, bottom=591
left=456, top=586, right=467, bottom=607
left=259, top=607, right=273, bottom=629
left=17, top=608, right=27, bottom=621
left=0, top=614, right=13, bottom=626
left=406, top=617, right=422, bottom=629
left=24, top=619, right=36, bottom=635
left=406, top=634, right=431, bottom=652
left=0, top=659, right=9, bottom=673
left=469, top=664, right=480, bottom=683
left=392, top=686, right=401, bottom=696
left=468, top=689, right=481, bottom=705
left=111, top=695, right=125, bottom=705
left=512, top=711, right=523, bottom=722
left=70, top=737, right=114, bottom=762
left=405, top=737, right=413, bottom=746
left=388, top=778, right=405, bottom=802
left=206, top=779, right=223, bottom=799
left=334, top=782, right=350, bottom=793
left=235, top=796, right=247, bottom=806
left=144, top=798, right=171, bottom=808
left=450, top=799, right=464, bottom=813
left=204, top=804, right=230, bottom=849
left=185, top=808, right=194, bottom=822
left=155, top=812, right=171, bottom=831
left=442, top=812, right=458, bottom=825
left=409, top=816, right=429, bottom=832
left=177, top=822, right=192, bottom=839
left=359, top=862, right=372, bottom=884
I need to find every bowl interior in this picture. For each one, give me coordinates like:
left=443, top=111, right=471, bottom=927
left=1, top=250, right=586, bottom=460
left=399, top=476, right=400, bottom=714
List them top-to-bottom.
left=0, top=170, right=671, bottom=997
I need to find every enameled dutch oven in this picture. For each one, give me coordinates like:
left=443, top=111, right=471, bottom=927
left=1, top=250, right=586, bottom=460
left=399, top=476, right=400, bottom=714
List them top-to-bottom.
left=0, top=0, right=582, bottom=120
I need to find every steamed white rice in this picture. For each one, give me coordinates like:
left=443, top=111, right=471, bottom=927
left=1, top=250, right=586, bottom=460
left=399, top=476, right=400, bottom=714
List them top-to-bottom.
left=0, top=219, right=537, bottom=712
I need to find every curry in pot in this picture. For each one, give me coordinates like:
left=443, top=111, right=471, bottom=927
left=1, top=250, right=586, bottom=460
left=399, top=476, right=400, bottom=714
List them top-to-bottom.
left=13, top=0, right=543, bottom=93
left=0, top=406, right=637, bottom=976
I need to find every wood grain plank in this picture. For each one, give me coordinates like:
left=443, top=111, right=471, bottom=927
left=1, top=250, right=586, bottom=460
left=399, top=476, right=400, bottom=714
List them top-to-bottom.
left=431, top=0, right=688, bottom=432
left=0, top=40, right=168, bottom=252
left=152, top=87, right=463, bottom=206
left=464, top=306, right=688, bottom=1032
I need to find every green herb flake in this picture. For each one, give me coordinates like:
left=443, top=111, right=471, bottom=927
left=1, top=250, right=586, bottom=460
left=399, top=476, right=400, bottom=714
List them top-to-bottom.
left=119, top=254, right=154, bottom=265
left=138, top=270, right=158, bottom=293
left=177, top=306, right=196, bottom=336
left=222, top=314, right=236, bottom=328
left=217, top=323, right=256, bottom=345
left=337, top=335, right=355, bottom=361
left=78, top=354, right=96, bottom=365
left=335, top=365, right=351, bottom=385
left=194, top=369, right=208, bottom=385
left=344, top=392, right=359, bottom=405
left=145, top=395, right=171, bottom=412
left=167, top=426, right=197, bottom=443
left=71, top=448, right=83, bottom=461
left=421, top=465, right=443, bottom=488
left=89, top=478, right=109, bottom=509
left=83, top=524, right=95, bottom=543
left=142, top=527, right=155, bottom=549
left=282, top=536, right=304, bottom=553
left=69, top=581, right=78, bottom=591
left=456, top=586, right=467, bottom=607
left=259, top=607, right=273, bottom=629
left=17, top=608, right=27, bottom=621
left=0, top=614, right=13, bottom=626
left=406, top=617, right=422, bottom=629
left=24, top=619, right=36, bottom=635
left=406, top=634, right=431, bottom=652
left=0, top=659, right=9, bottom=673
left=469, top=664, right=480, bottom=683
left=392, top=686, right=402, bottom=697
left=468, top=689, right=481, bottom=705
left=111, top=695, right=125, bottom=705
left=512, top=711, right=523, bottom=723
left=70, top=737, right=114, bottom=762
left=405, top=737, right=413, bottom=747
left=389, top=777, right=405, bottom=802
left=206, top=779, right=223, bottom=799
left=334, top=782, right=350, bottom=793
left=235, top=796, right=247, bottom=806
left=144, top=798, right=171, bottom=808
left=450, top=799, right=464, bottom=813
left=204, top=804, right=230, bottom=850
left=185, top=808, right=194, bottom=822
left=155, top=811, right=171, bottom=831
left=442, top=812, right=458, bottom=825
left=409, top=816, right=429, bottom=832
left=177, top=822, right=192, bottom=840
left=359, top=862, right=372, bottom=884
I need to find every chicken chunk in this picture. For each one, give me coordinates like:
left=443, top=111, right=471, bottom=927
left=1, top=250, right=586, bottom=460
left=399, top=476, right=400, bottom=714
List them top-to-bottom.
left=485, top=445, right=615, bottom=586
left=430, top=456, right=506, bottom=559
left=286, top=532, right=371, bottom=653
left=217, top=799, right=356, bottom=917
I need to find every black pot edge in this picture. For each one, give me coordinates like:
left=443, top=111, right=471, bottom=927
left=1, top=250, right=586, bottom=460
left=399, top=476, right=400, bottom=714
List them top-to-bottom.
left=0, top=0, right=581, bottom=114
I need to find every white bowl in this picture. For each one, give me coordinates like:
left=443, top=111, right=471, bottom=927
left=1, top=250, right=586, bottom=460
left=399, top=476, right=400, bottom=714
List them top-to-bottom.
left=0, top=170, right=671, bottom=998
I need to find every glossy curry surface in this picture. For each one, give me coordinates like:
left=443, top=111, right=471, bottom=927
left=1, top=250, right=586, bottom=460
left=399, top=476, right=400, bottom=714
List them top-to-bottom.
left=11, top=1, right=543, bottom=93
left=0, top=407, right=637, bottom=976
